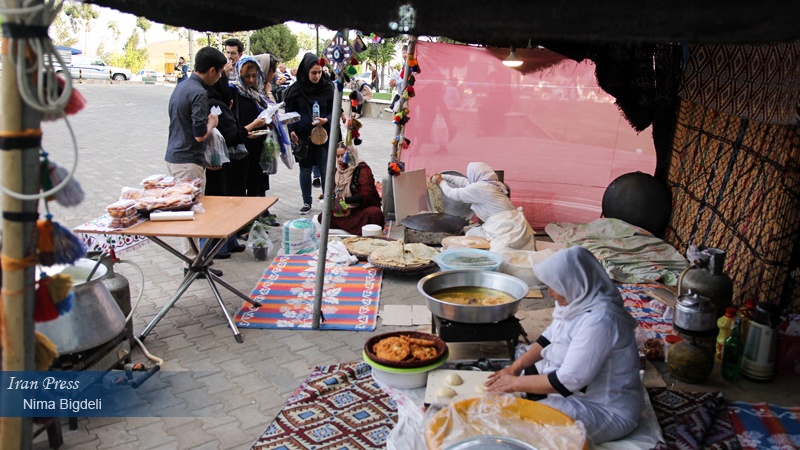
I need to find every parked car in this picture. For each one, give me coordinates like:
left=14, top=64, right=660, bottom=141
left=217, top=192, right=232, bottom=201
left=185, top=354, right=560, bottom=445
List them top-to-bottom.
left=53, top=55, right=132, bottom=81
left=132, top=70, right=165, bottom=82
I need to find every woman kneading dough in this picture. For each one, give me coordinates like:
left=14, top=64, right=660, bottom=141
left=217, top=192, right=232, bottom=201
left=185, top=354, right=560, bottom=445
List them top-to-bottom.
left=432, top=162, right=535, bottom=252
left=485, top=246, right=643, bottom=444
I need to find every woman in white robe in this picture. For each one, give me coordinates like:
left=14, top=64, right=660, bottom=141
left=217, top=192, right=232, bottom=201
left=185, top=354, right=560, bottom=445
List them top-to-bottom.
left=433, top=162, right=535, bottom=251
left=485, top=246, right=643, bottom=444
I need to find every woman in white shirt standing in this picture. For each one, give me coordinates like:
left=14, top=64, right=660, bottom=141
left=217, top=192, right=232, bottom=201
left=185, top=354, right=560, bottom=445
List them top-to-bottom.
left=432, top=162, right=536, bottom=252
left=485, top=246, right=643, bottom=444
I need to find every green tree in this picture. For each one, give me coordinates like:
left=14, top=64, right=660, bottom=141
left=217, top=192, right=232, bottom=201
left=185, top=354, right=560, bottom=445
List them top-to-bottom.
left=63, top=2, right=98, bottom=49
left=50, top=12, right=78, bottom=47
left=136, top=17, right=151, bottom=45
left=163, top=24, right=188, bottom=41
left=250, top=25, right=298, bottom=62
left=108, top=31, right=147, bottom=72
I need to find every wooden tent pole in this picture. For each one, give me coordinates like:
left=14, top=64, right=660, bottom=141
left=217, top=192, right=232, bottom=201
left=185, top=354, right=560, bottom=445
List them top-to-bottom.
left=1, top=1, right=44, bottom=446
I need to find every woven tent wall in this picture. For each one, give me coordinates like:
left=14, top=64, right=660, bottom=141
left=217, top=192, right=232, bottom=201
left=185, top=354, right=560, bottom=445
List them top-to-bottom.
left=665, top=43, right=800, bottom=312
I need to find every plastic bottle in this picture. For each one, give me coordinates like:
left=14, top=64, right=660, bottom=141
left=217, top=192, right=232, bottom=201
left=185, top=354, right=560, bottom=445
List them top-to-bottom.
left=312, top=100, right=320, bottom=121
left=737, top=299, right=756, bottom=340
left=716, top=307, right=737, bottom=361
left=721, top=317, right=744, bottom=381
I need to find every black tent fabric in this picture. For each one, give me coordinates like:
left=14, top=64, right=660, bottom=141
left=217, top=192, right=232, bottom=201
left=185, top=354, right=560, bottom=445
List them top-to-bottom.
left=86, top=0, right=800, bottom=46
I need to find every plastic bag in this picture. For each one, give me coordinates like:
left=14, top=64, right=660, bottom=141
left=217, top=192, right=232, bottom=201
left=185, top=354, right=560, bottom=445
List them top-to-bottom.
left=204, top=128, right=229, bottom=167
left=260, top=132, right=279, bottom=174
left=247, top=219, right=275, bottom=261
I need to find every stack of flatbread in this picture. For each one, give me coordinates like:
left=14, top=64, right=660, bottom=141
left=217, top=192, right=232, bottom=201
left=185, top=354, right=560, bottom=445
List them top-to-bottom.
left=342, top=237, right=395, bottom=260
left=368, top=240, right=439, bottom=271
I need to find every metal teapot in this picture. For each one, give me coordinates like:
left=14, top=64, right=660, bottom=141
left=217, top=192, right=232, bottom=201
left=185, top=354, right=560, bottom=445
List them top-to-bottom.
left=677, top=247, right=733, bottom=319
left=674, top=290, right=717, bottom=333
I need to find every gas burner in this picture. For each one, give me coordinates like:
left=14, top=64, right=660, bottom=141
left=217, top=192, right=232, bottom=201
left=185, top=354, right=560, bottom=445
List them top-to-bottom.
left=431, top=314, right=530, bottom=359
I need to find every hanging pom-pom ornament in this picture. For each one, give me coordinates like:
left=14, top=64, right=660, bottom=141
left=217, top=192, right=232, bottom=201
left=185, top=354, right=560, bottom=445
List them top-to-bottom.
left=350, top=56, right=359, bottom=66
left=318, top=57, right=328, bottom=68
left=347, top=65, right=358, bottom=76
left=407, top=75, right=416, bottom=86
left=406, top=86, right=416, bottom=98
left=354, top=138, right=362, bottom=146
left=402, top=138, right=411, bottom=149
left=43, top=158, right=85, bottom=207
left=388, top=160, right=405, bottom=176
left=37, top=218, right=55, bottom=266
left=34, top=275, right=59, bottom=322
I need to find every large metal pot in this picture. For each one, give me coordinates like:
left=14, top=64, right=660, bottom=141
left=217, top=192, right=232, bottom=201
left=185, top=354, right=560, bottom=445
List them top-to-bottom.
left=36, top=258, right=127, bottom=354
left=418, top=270, right=528, bottom=323
left=673, top=290, right=717, bottom=333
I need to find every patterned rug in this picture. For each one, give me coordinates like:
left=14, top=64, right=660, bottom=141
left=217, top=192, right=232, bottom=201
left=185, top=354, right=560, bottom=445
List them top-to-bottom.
left=234, top=254, right=382, bottom=331
left=619, top=284, right=675, bottom=339
left=251, top=362, right=397, bottom=450
left=648, top=388, right=740, bottom=450
left=727, top=402, right=800, bottom=449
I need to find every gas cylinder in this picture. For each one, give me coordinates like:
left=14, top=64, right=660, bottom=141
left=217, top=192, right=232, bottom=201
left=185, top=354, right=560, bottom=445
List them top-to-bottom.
left=677, top=248, right=733, bottom=320
left=98, top=251, right=133, bottom=345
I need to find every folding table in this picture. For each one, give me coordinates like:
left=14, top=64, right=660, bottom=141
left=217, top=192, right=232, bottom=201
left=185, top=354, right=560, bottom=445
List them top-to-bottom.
left=75, top=196, right=277, bottom=343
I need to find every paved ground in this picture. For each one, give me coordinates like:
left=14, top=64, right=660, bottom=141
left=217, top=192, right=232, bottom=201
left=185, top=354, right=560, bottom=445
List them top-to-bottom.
left=30, top=82, right=551, bottom=449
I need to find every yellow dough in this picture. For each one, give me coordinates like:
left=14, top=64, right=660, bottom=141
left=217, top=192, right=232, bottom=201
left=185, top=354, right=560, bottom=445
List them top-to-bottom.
left=445, top=373, right=464, bottom=386
left=474, top=384, right=486, bottom=393
left=435, top=387, right=457, bottom=398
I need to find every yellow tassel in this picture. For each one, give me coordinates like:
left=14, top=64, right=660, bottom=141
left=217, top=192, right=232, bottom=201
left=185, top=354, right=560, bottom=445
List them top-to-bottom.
left=37, top=218, right=55, bottom=266
left=48, top=273, right=73, bottom=303
left=34, top=331, right=59, bottom=370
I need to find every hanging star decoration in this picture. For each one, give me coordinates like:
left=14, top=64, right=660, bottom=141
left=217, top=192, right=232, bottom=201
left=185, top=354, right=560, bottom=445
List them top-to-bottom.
left=324, top=32, right=355, bottom=75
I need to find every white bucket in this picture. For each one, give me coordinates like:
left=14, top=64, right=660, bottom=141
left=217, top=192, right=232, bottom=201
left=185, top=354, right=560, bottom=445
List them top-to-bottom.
left=283, top=219, right=319, bottom=254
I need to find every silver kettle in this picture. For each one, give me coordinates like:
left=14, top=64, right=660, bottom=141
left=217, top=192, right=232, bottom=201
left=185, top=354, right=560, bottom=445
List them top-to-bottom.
left=674, top=290, right=717, bottom=333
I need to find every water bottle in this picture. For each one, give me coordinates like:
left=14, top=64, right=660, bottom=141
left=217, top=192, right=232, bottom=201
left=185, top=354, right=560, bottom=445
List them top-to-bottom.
left=312, top=100, right=320, bottom=121
left=716, top=307, right=737, bottom=361
left=721, top=317, right=744, bottom=381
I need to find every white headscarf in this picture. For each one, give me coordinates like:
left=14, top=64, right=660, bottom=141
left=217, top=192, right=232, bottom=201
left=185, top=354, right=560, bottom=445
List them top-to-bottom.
left=466, top=162, right=507, bottom=195
left=534, top=246, right=637, bottom=328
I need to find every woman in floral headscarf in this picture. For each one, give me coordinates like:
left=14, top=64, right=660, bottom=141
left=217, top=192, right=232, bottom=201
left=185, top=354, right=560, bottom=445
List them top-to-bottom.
left=230, top=56, right=271, bottom=198
left=320, top=141, right=384, bottom=235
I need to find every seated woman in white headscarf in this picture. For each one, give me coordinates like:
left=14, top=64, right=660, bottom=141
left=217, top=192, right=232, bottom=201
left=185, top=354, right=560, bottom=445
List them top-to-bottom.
left=432, top=162, right=535, bottom=252
left=485, top=246, right=643, bottom=444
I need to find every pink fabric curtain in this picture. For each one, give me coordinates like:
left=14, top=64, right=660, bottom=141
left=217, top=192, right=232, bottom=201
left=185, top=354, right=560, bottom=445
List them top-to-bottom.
left=404, top=42, right=656, bottom=228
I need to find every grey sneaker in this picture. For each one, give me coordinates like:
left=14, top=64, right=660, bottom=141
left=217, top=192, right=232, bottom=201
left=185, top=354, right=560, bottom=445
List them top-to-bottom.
left=299, top=203, right=312, bottom=214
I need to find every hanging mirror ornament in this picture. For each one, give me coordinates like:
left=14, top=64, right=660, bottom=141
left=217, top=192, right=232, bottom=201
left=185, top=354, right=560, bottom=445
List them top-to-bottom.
left=324, top=33, right=354, bottom=74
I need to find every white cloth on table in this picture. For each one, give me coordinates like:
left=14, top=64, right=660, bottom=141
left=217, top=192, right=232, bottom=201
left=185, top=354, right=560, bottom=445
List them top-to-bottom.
left=533, top=246, right=644, bottom=444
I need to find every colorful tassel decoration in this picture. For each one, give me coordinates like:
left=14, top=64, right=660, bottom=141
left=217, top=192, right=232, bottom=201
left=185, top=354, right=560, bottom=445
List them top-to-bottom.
left=318, top=57, right=327, bottom=67
left=59, top=75, right=86, bottom=116
left=406, top=86, right=416, bottom=98
left=45, top=159, right=85, bottom=207
left=388, top=160, right=405, bottom=175
left=38, top=213, right=86, bottom=266
left=37, top=218, right=55, bottom=266
left=48, top=273, right=74, bottom=315
left=34, top=275, right=59, bottom=322
left=34, top=332, right=59, bottom=370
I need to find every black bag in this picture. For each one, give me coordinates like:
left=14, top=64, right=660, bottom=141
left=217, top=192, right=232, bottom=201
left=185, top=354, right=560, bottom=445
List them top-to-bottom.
left=292, top=139, right=310, bottom=161
left=228, top=143, right=248, bottom=160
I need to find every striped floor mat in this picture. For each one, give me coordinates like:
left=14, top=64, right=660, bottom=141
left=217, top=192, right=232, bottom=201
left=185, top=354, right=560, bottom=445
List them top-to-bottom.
left=234, top=254, right=382, bottom=331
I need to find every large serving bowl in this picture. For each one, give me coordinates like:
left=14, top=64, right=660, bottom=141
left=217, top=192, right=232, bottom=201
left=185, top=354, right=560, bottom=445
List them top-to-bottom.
left=418, top=270, right=529, bottom=323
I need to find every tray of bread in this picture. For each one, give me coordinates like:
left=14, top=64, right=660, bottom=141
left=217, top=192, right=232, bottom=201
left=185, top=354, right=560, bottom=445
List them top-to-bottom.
left=121, top=175, right=202, bottom=216
left=342, top=236, right=397, bottom=260
left=367, top=240, right=440, bottom=272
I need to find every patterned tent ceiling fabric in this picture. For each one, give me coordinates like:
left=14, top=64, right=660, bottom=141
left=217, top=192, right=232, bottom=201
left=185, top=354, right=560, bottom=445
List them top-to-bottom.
left=84, top=0, right=800, bottom=46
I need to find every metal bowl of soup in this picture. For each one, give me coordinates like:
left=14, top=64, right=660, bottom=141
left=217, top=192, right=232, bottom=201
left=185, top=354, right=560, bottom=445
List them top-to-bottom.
left=418, top=270, right=529, bottom=323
